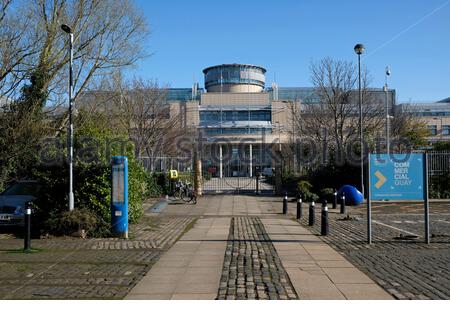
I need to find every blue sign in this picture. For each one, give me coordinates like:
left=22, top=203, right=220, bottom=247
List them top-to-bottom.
left=369, top=154, right=425, bottom=200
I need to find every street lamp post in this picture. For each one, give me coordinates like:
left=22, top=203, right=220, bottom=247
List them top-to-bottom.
left=61, top=24, right=74, bottom=211
left=354, top=43, right=365, bottom=197
left=384, top=66, right=391, bottom=153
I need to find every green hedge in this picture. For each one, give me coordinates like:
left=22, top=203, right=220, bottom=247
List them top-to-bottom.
left=29, top=110, right=151, bottom=236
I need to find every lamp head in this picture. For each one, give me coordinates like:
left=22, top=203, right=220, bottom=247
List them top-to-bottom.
left=61, top=24, right=72, bottom=34
left=354, top=43, right=365, bottom=55
left=386, top=66, right=391, bottom=76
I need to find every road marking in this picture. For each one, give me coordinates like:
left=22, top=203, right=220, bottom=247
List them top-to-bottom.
left=372, top=220, right=420, bottom=237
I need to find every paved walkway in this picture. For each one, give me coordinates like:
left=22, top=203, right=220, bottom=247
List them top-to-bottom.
left=126, top=195, right=392, bottom=300
left=126, top=218, right=230, bottom=299
left=263, top=218, right=391, bottom=299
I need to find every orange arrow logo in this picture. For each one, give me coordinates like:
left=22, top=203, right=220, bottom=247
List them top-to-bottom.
left=375, top=171, right=387, bottom=189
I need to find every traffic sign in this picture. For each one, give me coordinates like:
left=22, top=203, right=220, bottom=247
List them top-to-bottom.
left=369, top=153, right=425, bottom=201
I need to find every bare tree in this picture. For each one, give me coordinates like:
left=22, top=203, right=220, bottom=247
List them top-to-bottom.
left=0, top=0, right=149, bottom=186
left=0, top=0, right=39, bottom=96
left=1, top=0, right=148, bottom=113
left=298, top=57, right=384, bottom=161
left=78, top=75, right=186, bottom=159
left=391, top=104, right=429, bottom=150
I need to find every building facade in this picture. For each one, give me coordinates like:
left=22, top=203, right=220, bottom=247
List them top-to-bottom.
left=79, top=63, right=449, bottom=177
left=169, top=64, right=296, bottom=177
left=395, top=102, right=450, bottom=143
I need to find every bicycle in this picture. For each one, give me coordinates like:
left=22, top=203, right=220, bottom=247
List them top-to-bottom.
left=172, top=180, right=185, bottom=199
left=181, top=181, right=197, bottom=204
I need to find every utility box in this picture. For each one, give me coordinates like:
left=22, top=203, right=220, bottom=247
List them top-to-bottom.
left=111, top=156, right=128, bottom=239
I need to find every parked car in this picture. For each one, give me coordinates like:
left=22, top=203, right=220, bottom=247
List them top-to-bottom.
left=261, top=167, right=274, bottom=177
left=0, top=180, right=41, bottom=227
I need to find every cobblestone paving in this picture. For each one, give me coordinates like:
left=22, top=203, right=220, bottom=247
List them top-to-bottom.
left=298, top=210, right=450, bottom=300
left=0, top=216, right=196, bottom=299
left=90, top=217, right=193, bottom=250
left=217, top=217, right=298, bottom=300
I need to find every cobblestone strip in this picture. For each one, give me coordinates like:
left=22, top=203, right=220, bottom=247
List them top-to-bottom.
left=299, top=213, right=450, bottom=300
left=89, top=217, right=193, bottom=250
left=217, top=217, right=298, bottom=300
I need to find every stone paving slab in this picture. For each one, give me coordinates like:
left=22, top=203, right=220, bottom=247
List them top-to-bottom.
left=125, top=217, right=230, bottom=300
left=261, top=218, right=393, bottom=300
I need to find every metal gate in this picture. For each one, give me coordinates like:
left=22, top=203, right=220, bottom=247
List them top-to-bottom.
left=200, top=158, right=274, bottom=194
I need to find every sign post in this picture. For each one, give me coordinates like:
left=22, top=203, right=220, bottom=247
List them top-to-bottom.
left=368, top=153, right=429, bottom=244
left=424, top=154, right=430, bottom=244
left=111, top=156, right=128, bottom=239
left=367, top=158, right=372, bottom=244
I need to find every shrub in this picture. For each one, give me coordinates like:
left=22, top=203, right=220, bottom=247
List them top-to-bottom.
left=30, top=111, right=151, bottom=235
left=154, top=172, right=170, bottom=195
left=146, top=173, right=162, bottom=197
left=296, top=180, right=319, bottom=202
left=320, top=188, right=335, bottom=202
left=58, top=208, right=103, bottom=236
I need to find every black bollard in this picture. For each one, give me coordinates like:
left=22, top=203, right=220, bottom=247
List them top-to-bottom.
left=256, top=175, right=260, bottom=195
left=332, top=190, right=337, bottom=209
left=283, top=193, right=288, bottom=214
left=340, top=195, right=346, bottom=215
left=296, top=197, right=302, bottom=220
left=321, top=200, right=329, bottom=236
left=308, top=201, right=315, bottom=226
left=24, top=203, right=32, bottom=252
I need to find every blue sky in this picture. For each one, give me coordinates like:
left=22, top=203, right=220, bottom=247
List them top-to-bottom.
left=132, top=0, right=450, bottom=102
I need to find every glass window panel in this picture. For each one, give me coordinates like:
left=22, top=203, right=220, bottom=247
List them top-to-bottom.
left=427, top=125, right=437, bottom=136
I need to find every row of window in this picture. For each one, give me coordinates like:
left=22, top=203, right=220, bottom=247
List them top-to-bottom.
left=200, top=111, right=271, bottom=123
left=417, top=112, right=450, bottom=117
left=427, top=125, right=450, bottom=136
left=204, top=128, right=273, bottom=135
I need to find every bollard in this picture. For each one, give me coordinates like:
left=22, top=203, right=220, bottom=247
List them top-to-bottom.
left=256, top=175, right=260, bottom=195
left=332, top=191, right=337, bottom=209
left=283, top=193, right=288, bottom=214
left=340, top=195, right=346, bottom=215
left=296, top=197, right=302, bottom=220
left=321, top=200, right=329, bottom=236
left=308, top=201, right=315, bottom=226
left=24, top=203, right=32, bottom=252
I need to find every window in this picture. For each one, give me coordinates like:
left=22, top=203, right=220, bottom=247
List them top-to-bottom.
left=250, top=110, right=271, bottom=121
left=200, top=111, right=220, bottom=125
left=222, top=111, right=248, bottom=122
left=427, top=125, right=437, bottom=136
left=443, top=125, right=450, bottom=136
left=204, top=128, right=222, bottom=135
left=222, top=128, right=249, bottom=134
left=249, top=128, right=272, bottom=134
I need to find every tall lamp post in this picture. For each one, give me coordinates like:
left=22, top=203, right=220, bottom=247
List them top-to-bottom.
left=61, top=24, right=74, bottom=211
left=354, top=43, right=365, bottom=197
left=384, top=66, right=391, bottom=153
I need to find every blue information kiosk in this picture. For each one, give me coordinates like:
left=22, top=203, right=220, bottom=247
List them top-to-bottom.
left=111, top=156, right=128, bottom=239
